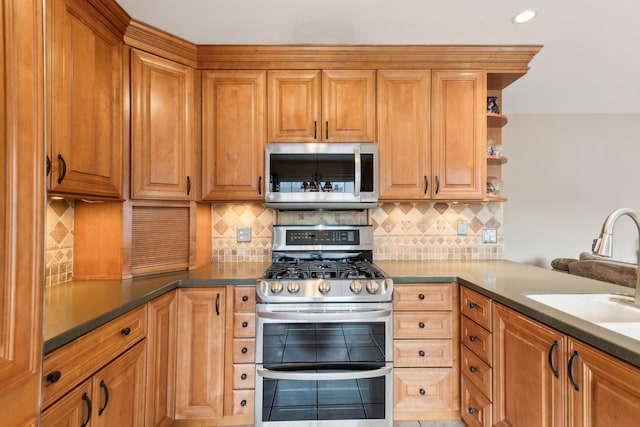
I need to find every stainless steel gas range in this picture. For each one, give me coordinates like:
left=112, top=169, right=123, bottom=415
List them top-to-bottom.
left=255, top=225, right=393, bottom=427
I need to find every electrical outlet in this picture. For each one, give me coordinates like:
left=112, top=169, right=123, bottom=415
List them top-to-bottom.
left=457, top=220, right=468, bottom=235
left=236, top=227, right=252, bottom=243
left=482, top=228, right=498, bottom=244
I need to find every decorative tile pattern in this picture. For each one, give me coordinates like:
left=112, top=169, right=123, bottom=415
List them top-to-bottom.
left=45, top=198, right=74, bottom=287
left=211, top=203, right=274, bottom=262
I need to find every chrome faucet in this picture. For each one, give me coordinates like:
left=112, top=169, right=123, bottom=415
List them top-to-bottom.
left=593, top=208, right=640, bottom=306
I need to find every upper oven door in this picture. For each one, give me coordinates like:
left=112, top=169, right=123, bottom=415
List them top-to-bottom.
left=264, top=142, right=378, bottom=209
left=255, top=302, right=393, bottom=366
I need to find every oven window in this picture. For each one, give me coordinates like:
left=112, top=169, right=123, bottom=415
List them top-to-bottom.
left=262, top=322, right=386, bottom=366
left=262, top=375, right=386, bottom=421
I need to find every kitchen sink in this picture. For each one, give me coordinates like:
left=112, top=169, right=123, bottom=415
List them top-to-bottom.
left=527, top=293, right=640, bottom=340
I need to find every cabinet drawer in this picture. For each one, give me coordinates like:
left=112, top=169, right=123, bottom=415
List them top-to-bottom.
left=394, top=283, right=453, bottom=311
left=234, top=286, right=256, bottom=312
left=461, top=287, right=492, bottom=330
left=42, top=305, right=147, bottom=408
left=394, top=311, right=452, bottom=339
left=234, top=312, right=255, bottom=338
left=461, top=316, right=492, bottom=364
left=233, top=338, right=255, bottom=363
left=393, top=339, right=453, bottom=368
left=461, top=344, right=492, bottom=397
left=232, top=364, right=255, bottom=389
left=394, top=367, right=455, bottom=412
left=461, top=374, right=492, bottom=427
left=232, top=389, right=254, bottom=415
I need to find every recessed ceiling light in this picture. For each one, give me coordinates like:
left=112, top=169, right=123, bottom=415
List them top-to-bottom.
left=513, top=10, right=537, bottom=24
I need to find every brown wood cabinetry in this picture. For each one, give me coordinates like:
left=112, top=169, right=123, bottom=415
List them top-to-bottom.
left=46, top=0, right=126, bottom=199
left=130, top=49, right=196, bottom=200
left=201, top=70, right=266, bottom=201
left=267, top=70, right=376, bottom=142
left=378, top=70, right=486, bottom=201
left=393, top=283, right=459, bottom=420
left=459, top=287, right=493, bottom=427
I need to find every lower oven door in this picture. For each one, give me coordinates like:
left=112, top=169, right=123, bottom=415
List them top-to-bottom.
left=255, top=303, right=393, bottom=426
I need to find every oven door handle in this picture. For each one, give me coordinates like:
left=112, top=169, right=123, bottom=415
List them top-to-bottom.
left=257, top=309, right=392, bottom=321
left=257, top=365, right=392, bottom=381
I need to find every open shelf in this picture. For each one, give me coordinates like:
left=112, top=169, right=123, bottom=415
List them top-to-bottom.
left=487, top=113, right=508, bottom=128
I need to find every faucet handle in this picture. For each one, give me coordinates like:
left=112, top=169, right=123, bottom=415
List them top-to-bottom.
left=592, top=238, right=599, bottom=251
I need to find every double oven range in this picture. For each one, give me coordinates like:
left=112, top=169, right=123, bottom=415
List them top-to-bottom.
left=255, top=225, right=394, bottom=427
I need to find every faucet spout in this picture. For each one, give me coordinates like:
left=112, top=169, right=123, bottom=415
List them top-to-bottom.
left=593, top=208, right=640, bottom=306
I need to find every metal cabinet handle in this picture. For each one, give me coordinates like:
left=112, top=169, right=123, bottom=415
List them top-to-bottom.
left=314, top=121, right=317, bottom=139
left=325, top=121, right=329, bottom=140
left=57, top=154, right=67, bottom=184
left=46, top=155, right=51, bottom=177
left=435, top=175, right=440, bottom=194
left=186, top=176, right=191, bottom=195
left=258, top=176, right=262, bottom=195
left=424, top=176, right=428, bottom=194
left=215, top=293, right=220, bottom=316
left=418, top=293, right=425, bottom=300
left=242, top=295, right=249, bottom=302
left=469, top=302, right=478, bottom=309
left=242, top=321, right=249, bottom=328
left=418, top=322, right=425, bottom=328
left=121, top=327, right=131, bottom=336
left=469, top=335, right=478, bottom=342
left=548, top=340, right=560, bottom=378
left=241, top=347, right=248, bottom=354
left=418, top=350, right=425, bottom=357
left=568, top=351, right=580, bottom=391
left=469, top=365, right=478, bottom=373
left=46, top=370, right=62, bottom=383
left=241, top=373, right=247, bottom=380
left=98, top=380, right=109, bottom=415
left=419, top=388, right=426, bottom=395
left=81, top=393, right=92, bottom=427
left=240, top=399, right=247, bottom=407
left=468, top=407, right=478, bottom=415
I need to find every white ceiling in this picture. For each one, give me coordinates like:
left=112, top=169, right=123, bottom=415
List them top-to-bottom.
left=115, top=0, right=640, bottom=114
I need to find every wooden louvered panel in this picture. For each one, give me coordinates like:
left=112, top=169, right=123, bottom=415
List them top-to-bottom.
left=131, top=206, right=189, bottom=275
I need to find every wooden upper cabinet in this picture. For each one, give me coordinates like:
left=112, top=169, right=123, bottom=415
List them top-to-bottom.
left=46, top=0, right=124, bottom=199
left=130, top=49, right=196, bottom=200
left=202, top=70, right=266, bottom=201
left=267, top=70, right=376, bottom=142
left=378, top=70, right=431, bottom=199
left=431, top=70, right=486, bottom=200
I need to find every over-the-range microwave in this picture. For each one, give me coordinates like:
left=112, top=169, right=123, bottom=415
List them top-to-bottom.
left=264, top=142, right=379, bottom=210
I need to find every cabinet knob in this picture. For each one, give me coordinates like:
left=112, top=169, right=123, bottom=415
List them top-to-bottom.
left=418, top=293, right=425, bottom=300
left=242, top=295, right=249, bottom=302
left=469, top=302, right=478, bottom=309
left=242, top=321, right=248, bottom=328
left=418, top=322, right=425, bottom=328
left=121, top=327, right=131, bottom=336
left=469, top=335, right=478, bottom=342
left=241, top=347, right=248, bottom=354
left=418, top=350, right=425, bottom=357
left=469, top=365, right=478, bottom=373
left=46, top=370, right=62, bottom=383
left=241, top=373, right=247, bottom=380
left=419, top=388, right=426, bottom=396
left=241, top=399, right=247, bottom=407
left=468, top=407, right=478, bottom=415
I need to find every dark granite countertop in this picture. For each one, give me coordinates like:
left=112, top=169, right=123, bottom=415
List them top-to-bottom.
left=44, top=260, right=640, bottom=369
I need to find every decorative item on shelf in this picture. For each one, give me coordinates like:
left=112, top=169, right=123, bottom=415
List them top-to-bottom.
left=487, top=96, right=500, bottom=114
left=487, top=139, right=503, bottom=156
left=487, top=176, right=503, bottom=196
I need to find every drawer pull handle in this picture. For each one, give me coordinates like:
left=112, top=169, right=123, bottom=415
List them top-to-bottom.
left=57, top=154, right=67, bottom=184
left=215, top=293, right=220, bottom=316
left=418, top=293, right=425, bottom=300
left=242, top=295, right=249, bottom=302
left=469, top=302, right=478, bottom=309
left=242, top=321, right=249, bottom=328
left=418, top=322, right=425, bottom=328
left=121, top=327, right=131, bottom=336
left=469, top=335, right=478, bottom=342
left=548, top=340, right=560, bottom=378
left=242, top=347, right=248, bottom=354
left=418, top=350, right=425, bottom=357
left=568, top=350, right=580, bottom=391
left=469, top=365, right=478, bottom=373
left=47, top=370, right=62, bottom=383
left=241, top=373, right=248, bottom=380
left=98, top=380, right=109, bottom=415
left=419, top=388, right=426, bottom=395
left=81, top=393, right=92, bottom=427
left=241, top=399, right=247, bottom=407
left=468, top=407, right=478, bottom=415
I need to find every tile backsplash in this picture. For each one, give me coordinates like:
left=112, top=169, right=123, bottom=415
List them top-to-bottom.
left=46, top=199, right=504, bottom=284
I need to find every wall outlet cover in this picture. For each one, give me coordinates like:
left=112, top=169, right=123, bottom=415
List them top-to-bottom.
left=457, top=220, right=468, bottom=235
left=236, top=227, right=252, bottom=243
left=482, top=228, right=497, bottom=244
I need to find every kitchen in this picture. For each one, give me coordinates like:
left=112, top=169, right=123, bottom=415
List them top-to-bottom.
left=3, top=0, right=637, bottom=426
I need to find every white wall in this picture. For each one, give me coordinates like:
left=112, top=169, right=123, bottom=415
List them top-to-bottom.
left=502, top=114, right=640, bottom=267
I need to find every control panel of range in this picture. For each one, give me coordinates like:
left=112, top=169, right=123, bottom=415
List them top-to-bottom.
left=286, top=229, right=359, bottom=246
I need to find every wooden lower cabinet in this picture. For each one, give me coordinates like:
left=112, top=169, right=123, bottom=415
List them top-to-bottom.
left=42, top=341, right=147, bottom=427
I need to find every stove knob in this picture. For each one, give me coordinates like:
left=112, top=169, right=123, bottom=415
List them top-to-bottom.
left=349, top=280, right=363, bottom=294
left=366, top=280, right=379, bottom=294
left=270, top=281, right=284, bottom=294
left=287, top=281, right=300, bottom=293
left=318, top=281, right=331, bottom=294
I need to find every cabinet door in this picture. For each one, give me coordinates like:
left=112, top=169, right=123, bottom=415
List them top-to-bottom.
left=0, top=0, right=44, bottom=423
left=47, top=0, right=124, bottom=199
left=131, top=49, right=196, bottom=200
left=267, top=70, right=321, bottom=142
left=322, top=70, right=376, bottom=142
left=377, top=70, right=431, bottom=199
left=431, top=70, right=485, bottom=200
left=202, top=71, right=265, bottom=201
left=175, top=288, right=226, bottom=419
left=146, top=291, right=178, bottom=427
left=493, top=303, right=566, bottom=427
left=568, top=339, right=640, bottom=427
left=92, top=341, right=147, bottom=427
left=41, top=380, right=93, bottom=427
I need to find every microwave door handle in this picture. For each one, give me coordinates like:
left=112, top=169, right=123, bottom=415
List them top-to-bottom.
left=354, top=147, right=361, bottom=196
left=257, top=365, right=392, bottom=381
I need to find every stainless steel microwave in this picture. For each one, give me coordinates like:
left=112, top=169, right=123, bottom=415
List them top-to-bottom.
left=264, top=142, right=379, bottom=210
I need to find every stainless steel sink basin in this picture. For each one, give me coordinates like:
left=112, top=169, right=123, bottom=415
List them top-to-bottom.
left=527, top=293, right=640, bottom=340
